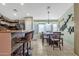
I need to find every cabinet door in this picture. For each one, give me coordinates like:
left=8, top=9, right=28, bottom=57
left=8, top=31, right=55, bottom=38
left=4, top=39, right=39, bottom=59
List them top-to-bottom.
left=25, top=17, right=33, bottom=30
left=0, top=33, right=11, bottom=56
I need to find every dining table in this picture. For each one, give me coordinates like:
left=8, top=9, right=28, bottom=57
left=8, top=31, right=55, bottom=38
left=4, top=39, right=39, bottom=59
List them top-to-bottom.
left=42, top=32, right=64, bottom=45
left=42, top=32, right=53, bottom=45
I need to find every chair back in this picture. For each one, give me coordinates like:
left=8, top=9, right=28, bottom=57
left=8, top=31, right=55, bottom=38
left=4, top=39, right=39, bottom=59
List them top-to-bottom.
left=25, top=31, right=34, bottom=41
left=42, top=32, right=49, bottom=39
left=52, top=32, right=61, bottom=39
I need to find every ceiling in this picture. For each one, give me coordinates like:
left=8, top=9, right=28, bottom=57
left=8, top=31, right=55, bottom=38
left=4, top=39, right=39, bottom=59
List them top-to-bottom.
left=0, top=3, right=73, bottom=20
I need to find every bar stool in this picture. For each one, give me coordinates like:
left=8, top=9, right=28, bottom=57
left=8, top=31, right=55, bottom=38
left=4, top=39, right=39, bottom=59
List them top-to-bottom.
left=16, top=31, right=33, bottom=56
left=21, top=31, right=33, bottom=56
left=22, top=32, right=31, bottom=56
left=16, top=33, right=30, bottom=56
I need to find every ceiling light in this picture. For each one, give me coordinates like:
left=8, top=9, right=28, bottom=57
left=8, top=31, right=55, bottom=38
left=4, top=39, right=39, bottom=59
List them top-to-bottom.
left=2, top=3, right=6, bottom=5
left=20, top=3, right=24, bottom=6
left=47, top=6, right=51, bottom=24
left=14, top=13, right=17, bottom=16
left=26, top=13, right=30, bottom=16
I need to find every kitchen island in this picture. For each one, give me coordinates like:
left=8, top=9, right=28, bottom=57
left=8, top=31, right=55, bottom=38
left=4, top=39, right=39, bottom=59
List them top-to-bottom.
left=0, top=30, right=33, bottom=56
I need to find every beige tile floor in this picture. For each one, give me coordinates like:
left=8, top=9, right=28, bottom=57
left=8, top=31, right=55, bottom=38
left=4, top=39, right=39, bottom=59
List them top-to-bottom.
left=31, top=34, right=76, bottom=56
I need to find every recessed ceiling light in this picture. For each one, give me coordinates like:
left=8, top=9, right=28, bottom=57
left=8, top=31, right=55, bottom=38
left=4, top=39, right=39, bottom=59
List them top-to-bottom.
left=2, top=3, right=6, bottom=5
left=20, top=3, right=24, bottom=6
left=14, top=13, right=17, bottom=16
left=26, top=13, right=30, bottom=16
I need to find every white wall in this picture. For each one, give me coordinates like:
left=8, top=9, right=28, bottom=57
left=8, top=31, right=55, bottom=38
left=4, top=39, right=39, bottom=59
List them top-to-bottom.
left=59, top=5, right=74, bottom=48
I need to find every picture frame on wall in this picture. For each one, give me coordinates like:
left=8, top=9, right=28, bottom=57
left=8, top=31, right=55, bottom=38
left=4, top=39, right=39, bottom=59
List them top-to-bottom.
left=68, top=26, right=74, bottom=34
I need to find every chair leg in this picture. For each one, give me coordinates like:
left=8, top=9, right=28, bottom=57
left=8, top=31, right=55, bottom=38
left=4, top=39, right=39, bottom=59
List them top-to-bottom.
left=42, top=38, right=44, bottom=45
left=61, top=38, right=63, bottom=46
left=62, top=39, right=63, bottom=46
left=52, top=40, right=61, bottom=50
left=29, top=41, right=32, bottom=50
left=51, top=41, right=53, bottom=47
left=53, top=41, right=54, bottom=50
left=58, top=41, right=61, bottom=50
left=59, top=44, right=61, bottom=50
left=53, top=45, right=54, bottom=50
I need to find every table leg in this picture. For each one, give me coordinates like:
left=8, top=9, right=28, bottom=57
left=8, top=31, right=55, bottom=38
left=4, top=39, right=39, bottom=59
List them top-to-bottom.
left=23, top=43, right=25, bottom=56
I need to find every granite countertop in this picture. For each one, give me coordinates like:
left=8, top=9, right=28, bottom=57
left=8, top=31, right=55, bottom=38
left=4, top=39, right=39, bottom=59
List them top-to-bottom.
left=0, top=30, right=33, bottom=33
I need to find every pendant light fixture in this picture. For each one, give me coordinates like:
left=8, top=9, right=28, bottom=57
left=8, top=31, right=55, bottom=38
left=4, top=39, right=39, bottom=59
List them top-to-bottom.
left=47, top=6, right=50, bottom=24
left=13, top=9, right=18, bottom=17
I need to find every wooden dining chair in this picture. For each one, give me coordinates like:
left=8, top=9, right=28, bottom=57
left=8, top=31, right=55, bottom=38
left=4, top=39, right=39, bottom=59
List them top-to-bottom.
left=41, top=32, right=49, bottom=45
left=51, top=32, right=61, bottom=50
left=52, top=32, right=63, bottom=46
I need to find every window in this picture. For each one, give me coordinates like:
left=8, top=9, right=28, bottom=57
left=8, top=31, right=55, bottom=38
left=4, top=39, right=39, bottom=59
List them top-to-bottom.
left=38, top=23, right=58, bottom=33
left=38, top=24, right=45, bottom=33
left=45, top=24, right=52, bottom=32
left=53, top=24, right=58, bottom=32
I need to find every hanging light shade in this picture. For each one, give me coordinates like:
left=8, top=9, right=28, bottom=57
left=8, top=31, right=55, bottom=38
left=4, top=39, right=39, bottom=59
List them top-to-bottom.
left=47, top=6, right=50, bottom=24
left=13, top=9, right=18, bottom=12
